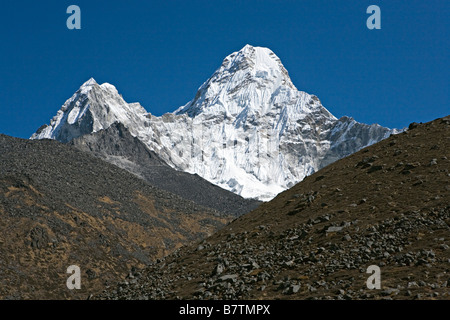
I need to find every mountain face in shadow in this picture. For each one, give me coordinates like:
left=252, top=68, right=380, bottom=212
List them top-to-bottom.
left=68, top=122, right=261, bottom=216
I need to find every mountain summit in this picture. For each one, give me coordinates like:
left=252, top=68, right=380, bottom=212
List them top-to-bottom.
left=175, top=44, right=300, bottom=117
left=32, top=45, right=399, bottom=200
left=31, top=78, right=148, bottom=143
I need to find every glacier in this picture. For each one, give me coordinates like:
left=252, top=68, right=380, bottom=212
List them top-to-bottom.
left=31, top=44, right=398, bottom=201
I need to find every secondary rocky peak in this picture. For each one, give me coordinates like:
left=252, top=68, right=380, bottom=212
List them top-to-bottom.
left=31, top=79, right=148, bottom=143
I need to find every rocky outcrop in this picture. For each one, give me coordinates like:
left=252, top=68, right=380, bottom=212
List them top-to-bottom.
left=69, top=122, right=261, bottom=215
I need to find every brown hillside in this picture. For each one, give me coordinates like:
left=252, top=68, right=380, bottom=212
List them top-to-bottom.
left=98, top=116, right=450, bottom=300
left=0, top=136, right=233, bottom=299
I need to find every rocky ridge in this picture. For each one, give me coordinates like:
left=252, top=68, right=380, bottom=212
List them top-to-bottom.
left=69, top=122, right=260, bottom=215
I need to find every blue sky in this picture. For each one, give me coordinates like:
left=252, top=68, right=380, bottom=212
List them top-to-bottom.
left=0, top=1, right=448, bottom=138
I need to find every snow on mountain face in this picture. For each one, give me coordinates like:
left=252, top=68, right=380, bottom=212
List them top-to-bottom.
left=31, top=45, right=398, bottom=201
left=31, top=78, right=148, bottom=143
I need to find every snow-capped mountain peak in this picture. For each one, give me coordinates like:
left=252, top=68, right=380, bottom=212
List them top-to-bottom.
left=31, top=45, right=398, bottom=201
left=175, top=45, right=299, bottom=118
left=77, top=77, right=118, bottom=95
left=80, top=77, right=97, bottom=87
left=31, top=78, right=148, bottom=143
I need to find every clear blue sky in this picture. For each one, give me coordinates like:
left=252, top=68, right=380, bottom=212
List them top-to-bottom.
left=1, top=1, right=448, bottom=138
